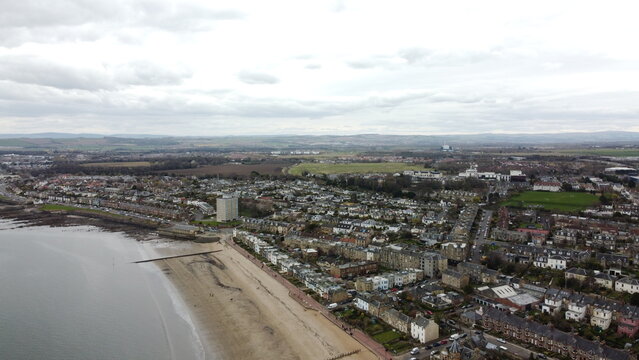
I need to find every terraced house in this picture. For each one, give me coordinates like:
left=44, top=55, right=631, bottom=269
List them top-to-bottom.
left=482, top=307, right=634, bottom=360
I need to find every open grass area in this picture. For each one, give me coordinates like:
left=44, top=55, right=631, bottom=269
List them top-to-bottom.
left=487, top=148, right=639, bottom=158
left=81, top=161, right=153, bottom=168
left=288, top=162, right=429, bottom=176
left=501, top=191, right=599, bottom=212
left=40, top=204, right=124, bottom=217
left=192, top=219, right=242, bottom=227
left=373, top=330, right=402, bottom=343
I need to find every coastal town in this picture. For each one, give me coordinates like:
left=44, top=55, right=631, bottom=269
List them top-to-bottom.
left=2, top=146, right=639, bottom=360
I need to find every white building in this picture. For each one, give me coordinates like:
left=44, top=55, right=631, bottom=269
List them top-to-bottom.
left=533, top=181, right=562, bottom=192
left=533, top=255, right=567, bottom=270
left=372, top=276, right=390, bottom=291
left=615, top=277, right=639, bottom=294
left=355, top=296, right=370, bottom=312
left=541, top=296, right=563, bottom=315
left=565, top=301, right=587, bottom=321
left=591, top=307, right=613, bottom=330
left=411, top=316, right=439, bottom=343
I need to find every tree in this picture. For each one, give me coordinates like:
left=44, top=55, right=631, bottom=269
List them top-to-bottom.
left=486, top=255, right=503, bottom=270
left=630, top=293, right=639, bottom=306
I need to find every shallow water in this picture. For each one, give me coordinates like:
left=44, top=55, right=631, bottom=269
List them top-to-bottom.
left=0, top=219, right=205, bottom=360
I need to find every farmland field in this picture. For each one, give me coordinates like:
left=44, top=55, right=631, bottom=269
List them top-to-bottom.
left=487, top=148, right=639, bottom=158
left=558, top=148, right=639, bottom=157
left=81, top=161, right=152, bottom=167
left=166, top=162, right=289, bottom=176
left=287, top=162, right=428, bottom=176
left=501, top=191, right=599, bottom=212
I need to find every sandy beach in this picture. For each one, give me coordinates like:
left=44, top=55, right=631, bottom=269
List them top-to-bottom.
left=154, top=238, right=379, bottom=360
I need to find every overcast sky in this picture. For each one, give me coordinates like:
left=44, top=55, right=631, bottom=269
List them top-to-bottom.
left=1, top=0, right=638, bottom=136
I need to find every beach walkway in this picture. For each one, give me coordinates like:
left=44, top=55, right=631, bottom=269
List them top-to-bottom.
left=226, top=237, right=393, bottom=360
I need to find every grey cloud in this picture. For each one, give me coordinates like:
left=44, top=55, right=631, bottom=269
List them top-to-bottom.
left=0, top=0, right=244, bottom=46
left=398, top=48, right=432, bottom=64
left=0, top=55, right=192, bottom=90
left=0, top=55, right=113, bottom=90
left=347, top=60, right=378, bottom=69
left=114, top=61, right=192, bottom=86
left=305, top=64, right=322, bottom=70
left=237, top=71, right=279, bottom=85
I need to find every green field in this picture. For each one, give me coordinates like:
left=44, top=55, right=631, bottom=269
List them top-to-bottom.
left=488, top=148, right=639, bottom=158
left=287, top=162, right=429, bottom=176
left=501, top=191, right=599, bottom=212
left=40, top=204, right=124, bottom=217
left=192, top=219, right=242, bottom=227
left=373, top=330, right=402, bottom=344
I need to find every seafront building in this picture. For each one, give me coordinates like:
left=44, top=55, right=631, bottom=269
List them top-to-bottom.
left=217, top=196, right=239, bottom=222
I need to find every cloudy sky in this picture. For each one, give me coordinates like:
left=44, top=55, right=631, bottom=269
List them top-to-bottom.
left=1, top=0, right=638, bottom=135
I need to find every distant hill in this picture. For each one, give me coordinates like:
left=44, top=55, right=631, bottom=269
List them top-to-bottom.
left=0, top=131, right=638, bottom=150
left=0, top=133, right=167, bottom=139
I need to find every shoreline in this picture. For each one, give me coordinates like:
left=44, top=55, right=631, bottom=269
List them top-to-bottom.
left=0, top=207, right=379, bottom=360
left=153, top=238, right=379, bottom=360
left=138, top=240, right=209, bottom=360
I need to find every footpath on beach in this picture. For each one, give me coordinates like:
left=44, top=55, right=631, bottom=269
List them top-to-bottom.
left=226, top=237, right=393, bottom=360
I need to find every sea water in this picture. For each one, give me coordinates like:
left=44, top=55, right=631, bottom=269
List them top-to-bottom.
left=0, top=219, right=206, bottom=360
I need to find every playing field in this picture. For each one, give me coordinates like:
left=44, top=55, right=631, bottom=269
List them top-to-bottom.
left=81, top=161, right=152, bottom=168
left=287, top=162, right=428, bottom=176
left=501, top=191, right=599, bottom=212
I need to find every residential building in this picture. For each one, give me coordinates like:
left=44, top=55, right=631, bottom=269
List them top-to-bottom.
left=533, top=181, right=561, bottom=192
left=216, top=196, right=238, bottom=222
left=441, top=242, right=469, bottom=262
left=421, top=252, right=448, bottom=278
left=533, top=255, right=567, bottom=270
left=329, top=261, right=377, bottom=278
left=565, top=268, right=589, bottom=282
left=442, top=269, right=469, bottom=289
left=594, top=273, right=616, bottom=289
left=616, top=277, right=639, bottom=294
left=566, top=300, right=588, bottom=321
left=482, top=307, right=633, bottom=360
left=591, top=307, right=613, bottom=330
left=380, top=308, right=411, bottom=333
left=618, top=312, right=639, bottom=338
left=410, top=316, right=439, bottom=343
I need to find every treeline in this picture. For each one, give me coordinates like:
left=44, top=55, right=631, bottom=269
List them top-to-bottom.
left=31, top=156, right=228, bottom=176
left=324, top=175, right=487, bottom=199
left=326, top=175, right=414, bottom=198
left=413, top=177, right=487, bottom=193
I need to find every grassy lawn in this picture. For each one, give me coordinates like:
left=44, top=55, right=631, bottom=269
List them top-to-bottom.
left=81, top=161, right=153, bottom=168
left=288, top=162, right=429, bottom=176
left=501, top=191, right=599, bottom=212
left=40, top=204, right=124, bottom=217
left=192, top=219, right=242, bottom=227
left=373, top=330, right=402, bottom=343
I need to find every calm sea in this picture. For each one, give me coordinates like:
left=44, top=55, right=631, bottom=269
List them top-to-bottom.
left=0, top=219, right=206, bottom=360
